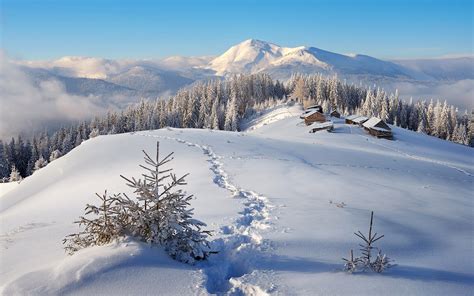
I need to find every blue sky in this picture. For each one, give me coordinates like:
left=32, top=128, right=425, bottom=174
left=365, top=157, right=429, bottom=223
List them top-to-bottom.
left=1, top=0, right=472, bottom=60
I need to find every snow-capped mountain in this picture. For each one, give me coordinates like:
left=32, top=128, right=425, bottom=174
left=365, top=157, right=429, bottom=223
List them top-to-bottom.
left=13, top=39, right=473, bottom=96
left=15, top=39, right=474, bottom=85
left=205, top=39, right=431, bottom=80
left=206, top=39, right=327, bottom=75
left=1, top=105, right=473, bottom=295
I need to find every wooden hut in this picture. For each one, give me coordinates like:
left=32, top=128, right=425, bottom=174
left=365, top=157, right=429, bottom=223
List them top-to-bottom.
left=300, top=105, right=324, bottom=119
left=303, top=110, right=326, bottom=125
left=330, top=110, right=341, bottom=118
left=362, top=117, right=392, bottom=139
left=309, top=121, right=334, bottom=133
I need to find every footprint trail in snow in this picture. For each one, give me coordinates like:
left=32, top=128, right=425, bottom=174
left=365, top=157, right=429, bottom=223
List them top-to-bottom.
left=137, top=131, right=275, bottom=295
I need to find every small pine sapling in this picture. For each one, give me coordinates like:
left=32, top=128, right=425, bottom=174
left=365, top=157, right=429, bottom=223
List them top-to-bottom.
left=63, top=141, right=212, bottom=264
left=119, top=141, right=212, bottom=263
left=63, top=191, right=123, bottom=254
left=343, top=211, right=394, bottom=273
left=355, top=211, right=384, bottom=269
left=342, top=249, right=361, bottom=273
left=372, top=250, right=394, bottom=273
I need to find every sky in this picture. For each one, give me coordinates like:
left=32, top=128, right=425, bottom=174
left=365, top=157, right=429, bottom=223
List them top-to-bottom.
left=1, top=0, right=473, bottom=60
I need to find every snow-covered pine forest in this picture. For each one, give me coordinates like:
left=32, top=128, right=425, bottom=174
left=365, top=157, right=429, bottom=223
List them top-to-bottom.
left=1, top=73, right=472, bottom=182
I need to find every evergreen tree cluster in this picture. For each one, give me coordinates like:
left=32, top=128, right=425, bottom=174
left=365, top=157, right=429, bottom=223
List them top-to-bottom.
left=1, top=73, right=472, bottom=182
left=0, top=74, right=287, bottom=182
left=288, top=74, right=473, bottom=146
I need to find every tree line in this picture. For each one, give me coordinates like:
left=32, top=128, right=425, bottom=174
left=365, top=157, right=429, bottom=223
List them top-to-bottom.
left=1, top=73, right=472, bottom=182
left=290, top=74, right=472, bottom=145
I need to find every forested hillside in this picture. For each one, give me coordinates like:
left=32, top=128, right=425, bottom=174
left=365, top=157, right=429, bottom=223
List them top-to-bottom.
left=1, top=73, right=472, bottom=182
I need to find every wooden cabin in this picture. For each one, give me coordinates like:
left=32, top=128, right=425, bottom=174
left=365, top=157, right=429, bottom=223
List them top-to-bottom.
left=300, top=105, right=324, bottom=119
left=303, top=110, right=326, bottom=125
left=330, top=110, right=341, bottom=118
left=362, top=117, right=392, bottom=139
left=309, top=121, right=334, bottom=133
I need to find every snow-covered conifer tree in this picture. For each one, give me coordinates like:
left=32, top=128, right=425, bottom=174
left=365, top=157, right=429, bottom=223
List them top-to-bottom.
left=224, top=95, right=238, bottom=131
left=380, top=96, right=390, bottom=121
left=210, top=99, right=220, bottom=130
left=468, top=109, right=474, bottom=147
left=89, top=128, right=100, bottom=139
left=64, top=142, right=212, bottom=264
left=49, top=149, right=61, bottom=162
left=34, top=156, right=48, bottom=172
left=9, top=165, right=22, bottom=182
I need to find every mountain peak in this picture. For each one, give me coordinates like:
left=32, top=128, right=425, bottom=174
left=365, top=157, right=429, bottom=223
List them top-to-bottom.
left=240, top=38, right=277, bottom=48
left=207, top=39, right=423, bottom=79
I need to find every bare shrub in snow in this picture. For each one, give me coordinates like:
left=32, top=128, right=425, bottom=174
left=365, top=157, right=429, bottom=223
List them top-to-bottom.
left=63, top=141, right=212, bottom=264
left=342, top=211, right=394, bottom=273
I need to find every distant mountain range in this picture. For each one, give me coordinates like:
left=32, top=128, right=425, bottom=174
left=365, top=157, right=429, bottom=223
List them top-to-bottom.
left=14, top=39, right=474, bottom=107
left=206, top=39, right=432, bottom=80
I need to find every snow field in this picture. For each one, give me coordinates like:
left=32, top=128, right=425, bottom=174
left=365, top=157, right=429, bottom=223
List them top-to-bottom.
left=1, top=105, right=473, bottom=295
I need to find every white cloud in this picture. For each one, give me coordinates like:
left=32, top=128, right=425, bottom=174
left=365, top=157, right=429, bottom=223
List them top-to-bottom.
left=0, top=53, right=106, bottom=139
left=391, top=79, right=474, bottom=111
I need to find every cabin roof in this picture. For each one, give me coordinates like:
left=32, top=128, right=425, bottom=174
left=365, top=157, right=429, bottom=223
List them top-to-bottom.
left=306, top=104, right=322, bottom=109
left=303, top=109, right=323, bottom=118
left=346, top=114, right=360, bottom=120
left=352, top=116, right=369, bottom=124
left=363, top=117, right=391, bottom=131
left=311, top=121, right=334, bottom=128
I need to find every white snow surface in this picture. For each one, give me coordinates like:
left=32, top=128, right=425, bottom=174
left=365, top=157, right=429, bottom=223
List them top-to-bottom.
left=1, top=105, right=473, bottom=295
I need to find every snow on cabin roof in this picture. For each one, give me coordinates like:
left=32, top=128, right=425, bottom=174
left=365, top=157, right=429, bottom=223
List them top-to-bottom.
left=302, top=109, right=322, bottom=118
left=346, top=114, right=360, bottom=120
left=352, top=116, right=369, bottom=124
left=363, top=117, right=390, bottom=130
left=311, top=121, right=333, bottom=128
left=369, top=126, right=392, bottom=132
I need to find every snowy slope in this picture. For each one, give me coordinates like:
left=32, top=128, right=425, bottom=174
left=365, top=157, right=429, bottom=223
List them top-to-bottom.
left=1, top=105, right=473, bottom=295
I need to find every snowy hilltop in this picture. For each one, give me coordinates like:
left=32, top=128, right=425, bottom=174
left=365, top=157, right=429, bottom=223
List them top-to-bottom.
left=1, top=104, right=473, bottom=295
